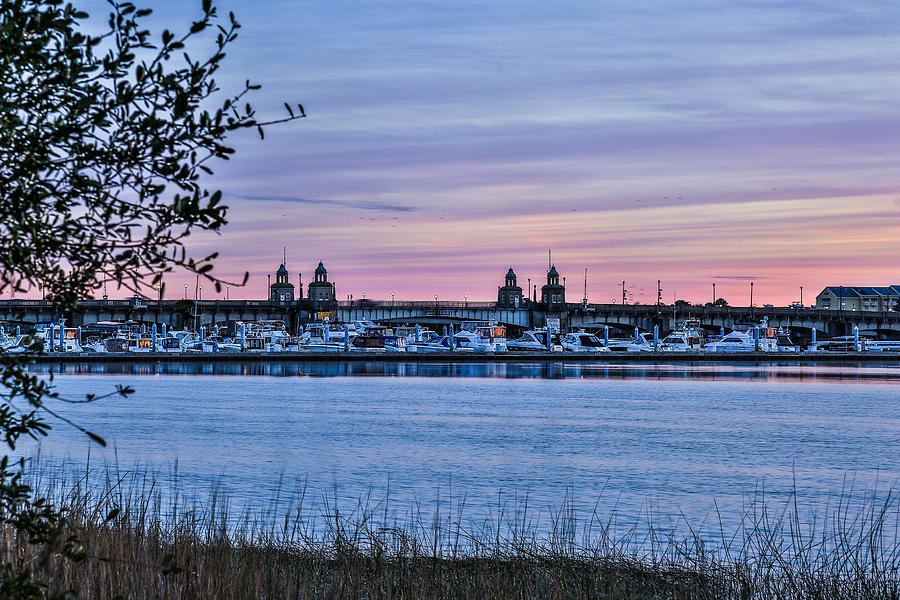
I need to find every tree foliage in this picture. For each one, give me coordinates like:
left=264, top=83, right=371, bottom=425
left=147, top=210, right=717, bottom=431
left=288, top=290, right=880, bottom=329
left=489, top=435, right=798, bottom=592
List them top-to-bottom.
left=0, top=0, right=302, bottom=595
left=1, top=0, right=304, bottom=305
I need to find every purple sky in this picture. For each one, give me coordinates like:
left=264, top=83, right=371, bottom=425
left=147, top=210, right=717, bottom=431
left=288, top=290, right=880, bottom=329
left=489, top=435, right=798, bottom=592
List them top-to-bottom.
left=90, top=1, right=900, bottom=304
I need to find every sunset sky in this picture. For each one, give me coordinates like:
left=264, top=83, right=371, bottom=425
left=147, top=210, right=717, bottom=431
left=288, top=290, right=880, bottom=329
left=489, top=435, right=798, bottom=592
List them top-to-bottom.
left=101, top=1, right=900, bottom=304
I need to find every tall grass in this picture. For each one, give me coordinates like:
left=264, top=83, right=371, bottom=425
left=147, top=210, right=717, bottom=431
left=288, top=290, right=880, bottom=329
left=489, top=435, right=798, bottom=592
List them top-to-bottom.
left=3, top=459, right=899, bottom=599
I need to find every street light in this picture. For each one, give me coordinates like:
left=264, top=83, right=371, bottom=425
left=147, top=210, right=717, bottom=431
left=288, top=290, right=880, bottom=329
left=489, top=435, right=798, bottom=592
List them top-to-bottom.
left=184, top=284, right=188, bottom=300
left=199, top=285, right=202, bottom=301
left=226, top=285, right=229, bottom=301
left=391, top=291, right=395, bottom=306
left=464, top=293, right=468, bottom=307
left=434, top=294, right=438, bottom=306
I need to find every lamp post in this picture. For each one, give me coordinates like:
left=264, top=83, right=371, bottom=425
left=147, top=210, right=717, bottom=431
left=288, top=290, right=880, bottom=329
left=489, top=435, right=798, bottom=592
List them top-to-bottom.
left=622, top=280, right=626, bottom=305
left=750, top=281, right=754, bottom=318
left=712, top=282, right=716, bottom=305
left=156, top=283, right=161, bottom=303
left=184, top=284, right=188, bottom=300
left=839, top=285, right=843, bottom=320
left=199, top=286, right=202, bottom=301
left=799, top=286, right=803, bottom=307
left=391, top=291, right=395, bottom=307
left=464, top=293, right=468, bottom=307
left=434, top=294, right=438, bottom=307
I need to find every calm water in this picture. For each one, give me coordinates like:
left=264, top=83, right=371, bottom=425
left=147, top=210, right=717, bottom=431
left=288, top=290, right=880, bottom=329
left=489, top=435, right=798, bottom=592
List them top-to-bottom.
left=22, top=362, right=900, bottom=539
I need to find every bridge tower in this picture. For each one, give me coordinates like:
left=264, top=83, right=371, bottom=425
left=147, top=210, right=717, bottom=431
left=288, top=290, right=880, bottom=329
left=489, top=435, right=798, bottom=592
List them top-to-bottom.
left=308, top=261, right=336, bottom=309
left=270, top=263, right=295, bottom=303
left=541, top=264, right=566, bottom=308
left=497, top=267, right=523, bottom=308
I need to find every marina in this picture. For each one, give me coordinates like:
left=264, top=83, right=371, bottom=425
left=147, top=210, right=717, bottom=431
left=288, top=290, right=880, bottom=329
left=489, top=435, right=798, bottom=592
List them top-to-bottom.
left=6, top=318, right=898, bottom=360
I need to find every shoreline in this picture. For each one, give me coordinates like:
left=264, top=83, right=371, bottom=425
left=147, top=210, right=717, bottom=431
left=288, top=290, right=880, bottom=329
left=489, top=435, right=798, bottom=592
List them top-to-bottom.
left=20, top=350, right=900, bottom=364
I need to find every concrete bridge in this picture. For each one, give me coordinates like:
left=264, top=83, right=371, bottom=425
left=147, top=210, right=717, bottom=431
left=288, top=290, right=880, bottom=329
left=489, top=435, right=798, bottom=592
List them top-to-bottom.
left=2, top=299, right=899, bottom=341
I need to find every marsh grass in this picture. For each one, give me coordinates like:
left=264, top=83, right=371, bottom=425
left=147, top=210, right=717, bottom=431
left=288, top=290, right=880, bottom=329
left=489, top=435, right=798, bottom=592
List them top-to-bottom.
left=3, top=459, right=899, bottom=599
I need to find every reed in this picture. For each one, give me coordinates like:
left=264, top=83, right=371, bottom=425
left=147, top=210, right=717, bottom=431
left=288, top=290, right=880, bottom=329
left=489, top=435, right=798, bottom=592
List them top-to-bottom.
left=3, top=460, right=899, bottom=599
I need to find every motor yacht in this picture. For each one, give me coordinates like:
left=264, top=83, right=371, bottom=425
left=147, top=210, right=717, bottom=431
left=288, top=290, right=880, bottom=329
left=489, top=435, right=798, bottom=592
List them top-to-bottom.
left=658, top=319, right=707, bottom=352
left=238, top=321, right=297, bottom=352
left=454, top=322, right=508, bottom=352
left=349, top=326, right=406, bottom=352
left=704, top=328, right=777, bottom=352
left=405, top=330, right=451, bottom=352
left=508, top=330, right=563, bottom=352
left=559, top=331, right=610, bottom=352
left=605, top=332, right=654, bottom=352
left=861, top=340, right=900, bottom=352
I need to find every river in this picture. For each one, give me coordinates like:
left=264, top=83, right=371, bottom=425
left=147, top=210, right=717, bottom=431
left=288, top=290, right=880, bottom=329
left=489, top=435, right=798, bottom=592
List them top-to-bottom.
left=19, top=361, right=900, bottom=544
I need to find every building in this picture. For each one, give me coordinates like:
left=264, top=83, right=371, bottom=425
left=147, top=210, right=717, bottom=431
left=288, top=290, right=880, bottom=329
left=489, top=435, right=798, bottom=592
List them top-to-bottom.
left=308, top=261, right=336, bottom=308
left=269, top=263, right=295, bottom=303
left=541, top=264, right=566, bottom=308
left=497, top=267, right=523, bottom=308
left=815, top=286, right=900, bottom=312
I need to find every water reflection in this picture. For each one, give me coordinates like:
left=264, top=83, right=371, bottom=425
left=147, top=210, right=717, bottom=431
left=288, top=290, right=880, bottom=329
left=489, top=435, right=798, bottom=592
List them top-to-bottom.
left=28, top=360, right=900, bottom=382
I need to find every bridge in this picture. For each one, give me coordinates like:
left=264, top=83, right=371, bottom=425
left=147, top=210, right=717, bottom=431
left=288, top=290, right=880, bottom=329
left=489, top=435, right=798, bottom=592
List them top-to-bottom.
left=2, top=298, right=899, bottom=342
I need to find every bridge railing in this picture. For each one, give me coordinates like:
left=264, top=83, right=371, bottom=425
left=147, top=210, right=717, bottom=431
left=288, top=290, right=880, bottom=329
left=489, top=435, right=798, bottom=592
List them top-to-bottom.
left=336, top=300, right=498, bottom=309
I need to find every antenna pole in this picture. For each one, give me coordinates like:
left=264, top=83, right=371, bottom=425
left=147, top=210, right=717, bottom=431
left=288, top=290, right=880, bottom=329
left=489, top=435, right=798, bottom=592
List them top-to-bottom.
left=583, top=268, right=588, bottom=304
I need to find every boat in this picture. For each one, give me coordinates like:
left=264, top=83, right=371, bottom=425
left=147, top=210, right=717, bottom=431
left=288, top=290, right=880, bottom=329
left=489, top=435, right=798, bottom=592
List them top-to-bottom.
left=658, top=319, right=707, bottom=352
left=238, top=321, right=297, bottom=352
left=453, top=322, right=508, bottom=352
left=27, top=325, right=84, bottom=353
left=349, top=326, right=406, bottom=352
left=704, top=327, right=774, bottom=352
left=405, top=329, right=452, bottom=352
left=507, top=330, right=562, bottom=352
left=559, top=331, right=610, bottom=352
left=605, top=332, right=655, bottom=352
left=807, top=335, right=868, bottom=352
left=862, top=340, right=900, bottom=352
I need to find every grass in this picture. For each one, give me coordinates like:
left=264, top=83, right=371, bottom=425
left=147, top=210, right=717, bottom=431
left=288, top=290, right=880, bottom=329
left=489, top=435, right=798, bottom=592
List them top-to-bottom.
left=2, top=460, right=899, bottom=599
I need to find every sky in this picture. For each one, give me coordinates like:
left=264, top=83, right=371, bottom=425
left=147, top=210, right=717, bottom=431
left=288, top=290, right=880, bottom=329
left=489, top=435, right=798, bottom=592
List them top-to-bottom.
left=91, top=1, right=900, bottom=304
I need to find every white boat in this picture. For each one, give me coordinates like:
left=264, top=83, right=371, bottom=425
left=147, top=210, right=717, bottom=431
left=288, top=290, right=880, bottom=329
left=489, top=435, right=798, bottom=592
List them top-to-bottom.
left=706, top=318, right=796, bottom=353
left=658, top=319, right=707, bottom=352
left=238, top=321, right=296, bottom=352
left=298, top=321, right=365, bottom=350
left=453, top=322, right=508, bottom=352
left=30, top=325, right=84, bottom=353
left=394, top=325, right=439, bottom=347
left=348, top=326, right=406, bottom=352
left=705, top=328, right=777, bottom=352
left=773, top=329, right=800, bottom=352
left=405, top=330, right=451, bottom=352
left=507, top=330, right=562, bottom=352
left=560, top=331, right=610, bottom=352
left=605, top=333, right=655, bottom=352
left=862, top=340, right=900, bottom=352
